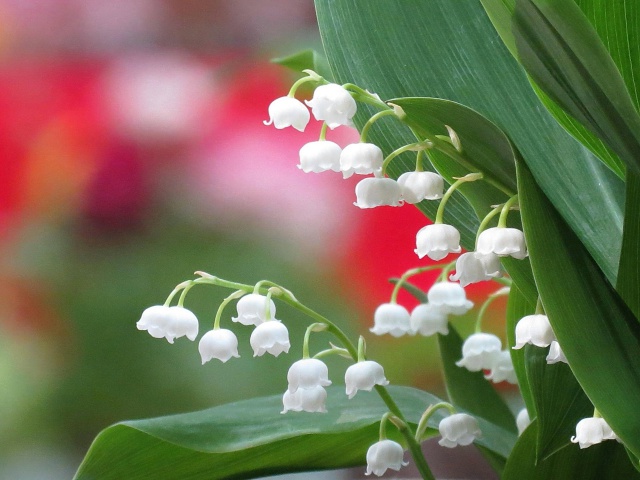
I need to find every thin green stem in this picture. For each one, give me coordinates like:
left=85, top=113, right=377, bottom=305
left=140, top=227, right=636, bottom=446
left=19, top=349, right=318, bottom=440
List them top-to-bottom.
left=288, top=73, right=323, bottom=97
left=341, top=83, right=389, bottom=110
left=360, top=109, right=399, bottom=143
left=319, top=122, right=328, bottom=141
left=381, top=141, right=432, bottom=176
left=415, top=150, right=425, bottom=172
left=435, top=172, right=483, bottom=224
left=498, top=194, right=519, bottom=228
left=476, top=205, right=503, bottom=247
left=437, top=260, right=457, bottom=283
left=391, top=264, right=447, bottom=303
left=163, top=280, right=193, bottom=306
left=178, top=282, right=196, bottom=307
left=475, top=288, right=509, bottom=333
left=264, top=289, right=275, bottom=320
left=213, top=290, right=245, bottom=329
left=535, top=296, right=545, bottom=315
left=357, top=336, right=366, bottom=362
left=313, top=346, right=350, bottom=359
left=415, top=402, right=456, bottom=442
left=593, top=408, right=602, bottom=418
left=379, top=412, right=393, bottom=440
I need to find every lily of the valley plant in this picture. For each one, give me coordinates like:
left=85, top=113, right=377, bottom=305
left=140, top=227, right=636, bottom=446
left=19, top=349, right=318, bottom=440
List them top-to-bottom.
left=74, top=1, right=640, bottom=479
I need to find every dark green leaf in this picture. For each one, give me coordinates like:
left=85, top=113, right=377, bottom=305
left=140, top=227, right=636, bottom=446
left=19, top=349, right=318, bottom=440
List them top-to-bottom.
left=617, top=170, right=640, bottom=319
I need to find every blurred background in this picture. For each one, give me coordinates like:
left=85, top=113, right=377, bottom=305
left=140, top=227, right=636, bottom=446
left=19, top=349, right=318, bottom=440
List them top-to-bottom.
left=0, top=1, right=510, bottom=478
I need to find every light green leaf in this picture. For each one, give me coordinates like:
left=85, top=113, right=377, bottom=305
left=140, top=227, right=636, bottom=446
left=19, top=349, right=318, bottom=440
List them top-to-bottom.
left=315, top=0, right=624, bottom=284
left=517, top=158, right=640, bottom=458
left=74, top=386, right=514, bottom=479
left=503, top=420, right=640, bottom=479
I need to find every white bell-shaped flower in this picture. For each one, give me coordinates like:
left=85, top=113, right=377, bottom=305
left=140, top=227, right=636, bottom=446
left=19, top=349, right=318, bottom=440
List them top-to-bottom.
left=305, top=83, right=357, bottom=129
left=263, top=96, right=310, bottom=131
left=298, top=140, right=342, bottom=173
left=339, top=143, right=383, bottom=178
left=397, top=171, right=444, bottom=203
left=354, top=178, right=403, bottom=208
left=414, top=224, right=462, bottom=261
left=477, top=227, right=528, bottom=259
left=449, top=252, right=502, bottom=287
left=427, top=282, right=473, bottom=315
left=232, top=294, right=276, bottom=326
left=370, top=303, right=412, bottom=337
left=410, top=303, right=449, bottom=336
left=137, top=305, right=173, bottom=341
left=164, top=306, right=199, bottom=343
left=513, top=314, right=555, bottom=349
left=250, top=320, right=290, bottom=357
left=198, top=329, right=240, bottom=364
left=455, top=333, right=502, bottom=372
left=546, top=340, right=568, bottom=364
left=484, top=350, right=517, bottom=384
left=287, top=358, right=332, bottom=393
left=344, top=361, right=389, bottom=399
left=281, top=385, right=327, bottom=413
left=516, top=408, right=531, bottom=435
left=438, top=413, right=482, bottom=448
left=571, top=417, right=617, bottom=449
left=365, top=439, right=408, bottom=476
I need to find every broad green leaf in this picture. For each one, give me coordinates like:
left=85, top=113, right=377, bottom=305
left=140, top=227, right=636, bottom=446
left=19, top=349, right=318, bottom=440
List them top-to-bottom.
left=315, top=0, right=624, bottom=284
left=480, top=0, right=640, bottom=175
left=272, top=49, right=333, bottom=81
left=517, top=158, right=640, bottom=458
left=618, top=170, right=640, bottom=319
left=74, top=386, right=514, bottom=479
left=503, top=420, right=640, bottom=479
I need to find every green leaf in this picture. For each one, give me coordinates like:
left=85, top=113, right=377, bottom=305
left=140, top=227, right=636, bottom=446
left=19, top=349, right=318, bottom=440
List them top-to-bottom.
left=315, top=0, right=624, bottom=284
left=480, top=0, right=640, bottom=175
left=272, top=49, right=333, bottom=81
left=517, top=158, right=640, bottom=458
left=617, top=170, right=640, bottom=319
left=74, top=386, right=514, bottom=479
left=503, top=420, right=640, bottom=479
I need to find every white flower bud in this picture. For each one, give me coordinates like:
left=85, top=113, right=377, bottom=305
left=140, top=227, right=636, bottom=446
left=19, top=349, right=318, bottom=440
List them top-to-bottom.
left=305, top=83, right=357, bottom=129
left=263, top=96, right=310, bottom=131
left=298, top=140, right=342, bottom=173
left=339, top=143, right=383, bottom=178
left=397, top=171, right=444, bottom=203
left=354, top=178, right=403, bottom=208
left=414, top=224, right=461, bottom=261
left=477, top=227, right=528, bottom=259
left=449, top=252, right=502, bottom=287
left=427, top=282, right=473, bottom=315
left=232, top=294, right=276, bottom=326
left=370, top=303, right=412, bottom=337
left=410, top=303, right=449, bottom=336
left=513, top=314, right=555, bottom=349
left=250, top=320, right=291, bottom=357
left=198, top=329, right=240, bottom=364
left=455, top=333, right=502, bottom=372
left=546, top=340, right=568, bottom=364
left=484, top=350, right=517, bottom=384
left=287, top=358, right=331, bottom=394
left=344, top=361, right=389, bottom=399
left=281, top=386, right=327, bottom=413
left=516, top=408, right=531, bottom=435
left=438, top=413, right=482, bottom=448
left=571, top=417, right=617, bottom=449
left=365, top=440, right=408, bottom=476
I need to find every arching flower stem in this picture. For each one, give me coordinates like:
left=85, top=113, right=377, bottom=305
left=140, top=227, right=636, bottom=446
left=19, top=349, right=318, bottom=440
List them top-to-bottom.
left=287, top=70, right=324, bottom=97
left=360, top=109, right=401, bottom=143
left=380, top=141, right=433, bottom=176
left=435, top=172, right=483, bottom=224
left=498, top=194, right=520, bottom=228
left=476, top=205, right=503, bottom=247
left=390, top=264, right=448, bottom=303
left=163, top=280, right=193, bottom=307
left=474, top=287, right=510, bottom=333
left=214, top=290, right=245, bottom=329
left=415, top=402, right=457, bottom=441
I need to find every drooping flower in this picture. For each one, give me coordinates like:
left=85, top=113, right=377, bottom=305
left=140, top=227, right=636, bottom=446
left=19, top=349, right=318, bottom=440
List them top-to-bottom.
left=305, top=83, right=357, bottom=129
left=263, top=96, right=310, bottom=131
left=298, top=140, right=342, bottom=173
left=340, top=143, right=383, bottom=178
left=397, top=171, right=444, bottom=203
left=354, top=177, right=403, bottom=208
left=414, top=224, right=462, bottom=261
left=476, top=227, right=528, bottom=259
left=449, top=251, right=502, bottom=287
left=427, top=282, right=473, bottom=315
left=232, top=294, right=276, bottom=326
left=370, top=303, right=412, bottom=337
left=410, top=303, right=449, bottom=336
left=137, top=305, right=199, bottom=343
left=513, top=314, right=555, bottom=349
left=250, top=320, right=291, bottom=357
left=198, top=329, right=240, bottom=364
left=455, top=333, right=502, bottom=372
left=546, top=340, right=568, bottom=364
left=484, top=350, right=517, bottom=384
left=287, top=358, right=332, bottom=393
left=345, top=361, right=389, bottom=399
left=281, top=385, right=328, bottom=413
left=516, top=408, right=531, bottom=435
left=438, top=413, right=482, bottom=448
left=571, top=417, right=617, bottom=449
left=365, top=440, right=408, bottom=476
